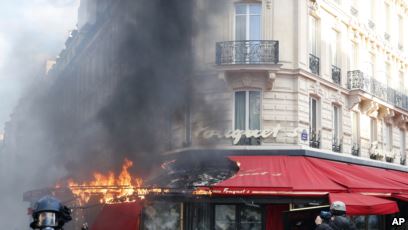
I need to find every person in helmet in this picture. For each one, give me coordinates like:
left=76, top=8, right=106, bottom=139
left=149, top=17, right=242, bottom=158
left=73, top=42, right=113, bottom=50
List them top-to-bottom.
left=30, top=196, right=72, bottom=230
left=328, top=201, right=357, bottom=230
left=315, top=211, right=334, bottom=230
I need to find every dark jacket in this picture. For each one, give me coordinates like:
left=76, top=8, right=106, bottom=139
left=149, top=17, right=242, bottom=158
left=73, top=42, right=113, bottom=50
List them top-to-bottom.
left=329, top=216, right=357, bottom=230
left=316, top=222, right=334, bottom=230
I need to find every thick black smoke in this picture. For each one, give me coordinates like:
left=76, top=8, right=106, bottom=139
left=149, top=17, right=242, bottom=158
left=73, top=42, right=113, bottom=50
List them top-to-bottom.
left=0, top=0, right=226, bottom=228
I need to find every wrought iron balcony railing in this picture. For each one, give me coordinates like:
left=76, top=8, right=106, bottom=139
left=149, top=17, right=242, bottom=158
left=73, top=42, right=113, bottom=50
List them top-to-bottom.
left=215, top=40, right=279, bottom=65
left=309, top=54, right=320, bottom=75
left=331, top=65, right=341, bottom=85
left=347, top=70, right=408, bottom=111
left=309, top=129, right=320, bottom=149
left=332, top=137, right=342, bottom=153
left=351, top=143, right=360, bottom=156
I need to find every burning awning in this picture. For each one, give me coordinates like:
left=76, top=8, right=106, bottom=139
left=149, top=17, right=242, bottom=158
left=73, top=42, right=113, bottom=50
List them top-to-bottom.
left=207, top=156, right=408, bottom=196
left=329, top=193, right=399, bottom=215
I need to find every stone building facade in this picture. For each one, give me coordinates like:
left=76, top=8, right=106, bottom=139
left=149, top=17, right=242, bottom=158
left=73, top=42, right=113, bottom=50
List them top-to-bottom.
left=189, top=0, right=408, bottom=168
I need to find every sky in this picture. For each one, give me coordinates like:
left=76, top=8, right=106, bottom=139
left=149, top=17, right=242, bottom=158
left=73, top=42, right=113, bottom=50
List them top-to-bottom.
left=0, top=0, right=80, bottom=134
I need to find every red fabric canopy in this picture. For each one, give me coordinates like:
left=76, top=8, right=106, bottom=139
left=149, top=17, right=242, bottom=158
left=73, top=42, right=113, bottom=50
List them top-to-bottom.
left=210, top=156, right=408, bottom=196
left=211, top=156, right=346, bottom=196
left=307, top=157, right=408, bottom=193
left=329, top=193, right=399, bottom=215
left=393, top=193, right=408, bottom=202
left=91, top=202, right=142, bottom=230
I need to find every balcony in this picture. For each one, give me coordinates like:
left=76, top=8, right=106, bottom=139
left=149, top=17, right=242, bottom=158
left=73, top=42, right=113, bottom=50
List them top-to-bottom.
left=215, top=40, right=279, bottom=65
left=309, top=54, right=320, bottom=75
left=331, top=65, right=341, bottom=85
left=347, top=70, right=408, bottom=111
left=309, top=129, right=320, bottom=149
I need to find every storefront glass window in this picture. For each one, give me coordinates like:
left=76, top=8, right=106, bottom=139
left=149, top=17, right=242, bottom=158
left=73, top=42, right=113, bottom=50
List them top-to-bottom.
left=143, top=202, right=181, bottom=230
left=215, top=205, right=236, bottom=230
left=240, top=206, right=262, bottom=230
left=351, top=215, right=382, bottom=230
left=367, top=215, right=380, bottom=230
left=353, top=216, right=366, bottom=230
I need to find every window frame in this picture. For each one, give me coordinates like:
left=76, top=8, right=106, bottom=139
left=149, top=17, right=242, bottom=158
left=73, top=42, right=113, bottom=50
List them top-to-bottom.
left=234, top=3, right=262, bottom=41
left=308, top=15, right=318, bottom=56
left=330, top=29, right=340, bottom=66
left=233, top=89, right=262, bottom=131
left=309, top=96, right=320, bottom=133
left=332, top=104, right=342, bottom=141
left=351, top=111, right=360, bottom=144
left=370, top=118, right=377, bottom=143
left=384, top=123, right=393, bottom=152
left=213, top=204, right=265, bottom=230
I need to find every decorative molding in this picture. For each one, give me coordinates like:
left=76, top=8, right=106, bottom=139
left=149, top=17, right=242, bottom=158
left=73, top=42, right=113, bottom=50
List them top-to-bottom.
left=308, top=0, right=321, bottom=18
left=266, top=71, right=276, bottom=90
left=309, top=82, right=325, bottom=98
left=330, top=90, right=343, bottom=106
left=348, top=95, right=361, bottom=110
left=360, top=101, right=379, bottom=118
left=379, top=107, right=395, bottom=123
left=394, top=114, right=408, bottom=129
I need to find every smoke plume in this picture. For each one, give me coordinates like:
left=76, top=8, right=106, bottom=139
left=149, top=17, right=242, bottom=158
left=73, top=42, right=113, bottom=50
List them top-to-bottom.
left=0, top=0, right=226, bottom=228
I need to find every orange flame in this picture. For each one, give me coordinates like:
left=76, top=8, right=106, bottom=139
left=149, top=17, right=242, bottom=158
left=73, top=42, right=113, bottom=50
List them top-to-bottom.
left=66, top=159, right=143, bottom=204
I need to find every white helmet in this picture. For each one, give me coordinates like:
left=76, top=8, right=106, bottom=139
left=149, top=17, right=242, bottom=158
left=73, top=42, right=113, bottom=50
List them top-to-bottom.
left=330, top=201, right=346, bottom=212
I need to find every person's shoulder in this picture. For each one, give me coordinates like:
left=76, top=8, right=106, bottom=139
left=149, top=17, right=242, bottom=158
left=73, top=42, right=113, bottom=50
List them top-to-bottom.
left=332, top=216, right=356, bottom=230
left=316, top=223, right=334, bottom=230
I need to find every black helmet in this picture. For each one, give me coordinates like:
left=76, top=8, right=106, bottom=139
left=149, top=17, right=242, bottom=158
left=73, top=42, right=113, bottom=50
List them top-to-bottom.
left=30, top=196, right=72, bottom=230
left=319, top=211, right=332, bottom=221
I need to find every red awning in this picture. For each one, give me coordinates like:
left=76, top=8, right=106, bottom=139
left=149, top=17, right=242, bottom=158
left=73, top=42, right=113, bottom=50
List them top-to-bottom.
left=209, top=156, right=408, bottom=196
left=211, top=156, right=346, bottom=196
left=307, top=157, right=408, bottom=193
left=329, top=193, right=399, bottom=215
left=393, top=194, right=408, bottom=202
left=91, top=202, right=142, bottom=230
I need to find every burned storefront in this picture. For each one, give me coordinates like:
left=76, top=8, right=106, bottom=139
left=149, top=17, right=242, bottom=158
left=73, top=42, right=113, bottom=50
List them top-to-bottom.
left=10, top=0, right=408, bottom=229
left=24, top=149, right=408, bottom=229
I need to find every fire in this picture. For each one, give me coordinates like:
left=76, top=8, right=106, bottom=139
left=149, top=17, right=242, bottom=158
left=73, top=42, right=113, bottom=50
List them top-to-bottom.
left=66, top=159, right=143, bottom=204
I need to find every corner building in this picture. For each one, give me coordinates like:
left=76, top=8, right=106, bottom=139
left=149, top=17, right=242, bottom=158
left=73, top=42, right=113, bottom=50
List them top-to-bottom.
left=21, top=0, right=408, bottom=229
left=171, top=0, right=408, bottom=229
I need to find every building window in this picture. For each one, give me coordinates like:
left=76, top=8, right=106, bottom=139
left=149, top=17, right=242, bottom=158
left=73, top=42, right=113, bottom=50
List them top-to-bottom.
left=234, top=3, right=261, bottom=63
left=235, top=3, right=261, bottom=41
left=385, top=3, right=391, bottom=35
left=309, top=15, right=320, bottom=75
left=398, top=15, right=404, bottom=49
left=330, top=29, right=339, bottom=66
left=331, top=30, right=341, bottom=84
left=348, top=42, right=358, bottom=71
left=367, top=53, right=375, bottom=78
left=386, top=63, right=391, bottom=87
left=399, top=71, right=405, bottom=92
left=234, top=90, right=261, bottom=145
left=309, top=97, right=320, bottom=148
left=332, top=105, right=342, bottom=152
left=351, top=111, right=360, bottom=155
left=370, top=118, right=377, bottom=142
left=384, top=123, right=392, bottom=151
left=400, top=130, right=406, bottom=165
left=214, top=204, right=262, bottom=230
left=352, top=215, right=384, bottom=230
